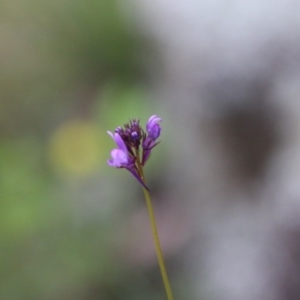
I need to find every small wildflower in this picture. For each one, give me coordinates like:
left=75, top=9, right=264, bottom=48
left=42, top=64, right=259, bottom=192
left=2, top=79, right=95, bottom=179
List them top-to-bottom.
left=107, top=115, right=162, bottom=189
left=107, top=115, right=173, bottom=299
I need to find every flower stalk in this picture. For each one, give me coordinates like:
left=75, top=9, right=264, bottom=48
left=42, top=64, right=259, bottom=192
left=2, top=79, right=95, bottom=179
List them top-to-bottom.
left=136, top=157, right=174, bottom=300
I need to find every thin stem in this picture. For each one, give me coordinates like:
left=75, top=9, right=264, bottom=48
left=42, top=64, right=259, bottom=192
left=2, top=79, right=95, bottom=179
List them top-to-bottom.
left=136, top=157, right=174, bottom=300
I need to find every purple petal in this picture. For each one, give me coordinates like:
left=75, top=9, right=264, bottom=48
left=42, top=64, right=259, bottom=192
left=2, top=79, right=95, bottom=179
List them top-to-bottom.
left=146, top=115, right=162, bottom=139
left=146, top=115, right=161, bottom=131
left=146, top=115, right=157, bottom=131
left=150, top=124, right=161, bottom=139
left=107, top=131, right=128, bottom=155
left=114, top=133, right=128, bottom=154
left=107, top=149, right=128, bottom=167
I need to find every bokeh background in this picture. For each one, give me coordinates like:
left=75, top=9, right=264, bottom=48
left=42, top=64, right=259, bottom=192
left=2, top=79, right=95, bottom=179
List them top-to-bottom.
left=2, top=1, right=300, bottom=299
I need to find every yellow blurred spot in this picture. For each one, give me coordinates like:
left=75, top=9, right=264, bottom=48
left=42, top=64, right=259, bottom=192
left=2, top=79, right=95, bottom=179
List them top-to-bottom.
left=48, top=119, right=104, bottom=177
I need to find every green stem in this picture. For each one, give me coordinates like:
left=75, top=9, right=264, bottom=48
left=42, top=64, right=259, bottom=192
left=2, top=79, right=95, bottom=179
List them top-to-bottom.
left=136, top=158, right=174, bottom=300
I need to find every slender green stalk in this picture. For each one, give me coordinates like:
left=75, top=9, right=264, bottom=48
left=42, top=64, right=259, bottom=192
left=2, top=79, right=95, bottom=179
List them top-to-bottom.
left=136, top=158, right=174, bottom=300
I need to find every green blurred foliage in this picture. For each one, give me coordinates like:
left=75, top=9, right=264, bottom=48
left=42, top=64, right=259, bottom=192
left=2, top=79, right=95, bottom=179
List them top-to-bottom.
left=0, top=0, right=171, bottom=299
left=0, top=0, right=143, bottom=135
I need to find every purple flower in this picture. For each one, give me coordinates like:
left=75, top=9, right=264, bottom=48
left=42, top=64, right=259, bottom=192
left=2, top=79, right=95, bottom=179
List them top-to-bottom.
left=107, top=115, right=162, bottom=190
left=141, top=115, right=162, bottom=165
left=146, top=115, right=162, bottom=140
left=107, top=131, right=130, bottom=168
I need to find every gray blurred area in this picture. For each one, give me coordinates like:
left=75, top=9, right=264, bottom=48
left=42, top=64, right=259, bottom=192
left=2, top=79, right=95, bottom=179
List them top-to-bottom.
left=127, top=1, right=300, bottom=299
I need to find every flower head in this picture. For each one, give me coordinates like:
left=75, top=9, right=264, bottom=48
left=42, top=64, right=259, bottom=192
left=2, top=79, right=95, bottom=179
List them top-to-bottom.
left=107, top=115, right=162, bottom=189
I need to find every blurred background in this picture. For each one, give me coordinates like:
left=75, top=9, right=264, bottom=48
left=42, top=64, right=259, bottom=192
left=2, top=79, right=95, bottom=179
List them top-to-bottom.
left=2, top=0, right=300, bottom=299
